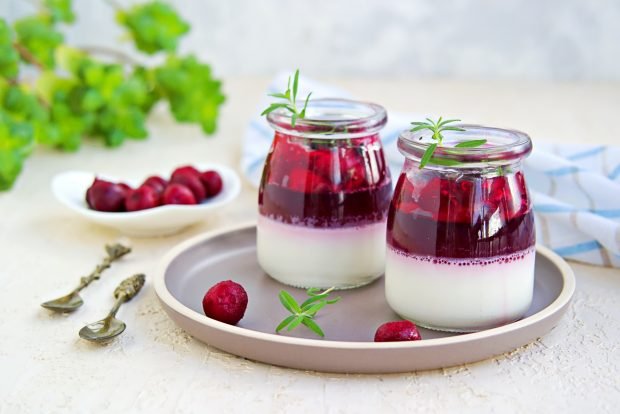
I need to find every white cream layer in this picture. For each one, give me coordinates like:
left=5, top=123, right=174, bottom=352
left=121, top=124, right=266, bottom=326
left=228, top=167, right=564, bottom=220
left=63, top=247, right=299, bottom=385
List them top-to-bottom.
left=257, top=215, right=386, bottom=289
left=385, top=246, right=536, bottom=332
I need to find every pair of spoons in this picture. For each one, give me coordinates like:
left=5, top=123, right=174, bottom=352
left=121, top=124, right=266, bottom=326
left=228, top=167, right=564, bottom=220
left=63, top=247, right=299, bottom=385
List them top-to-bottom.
left=41, top=243, right=145, bottom=342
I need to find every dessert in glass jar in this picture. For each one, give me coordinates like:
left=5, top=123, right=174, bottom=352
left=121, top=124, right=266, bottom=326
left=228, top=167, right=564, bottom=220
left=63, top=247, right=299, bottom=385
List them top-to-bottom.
left=258, top=98, right=392, bottom=289
left=385, top=124, right=536, bottom=332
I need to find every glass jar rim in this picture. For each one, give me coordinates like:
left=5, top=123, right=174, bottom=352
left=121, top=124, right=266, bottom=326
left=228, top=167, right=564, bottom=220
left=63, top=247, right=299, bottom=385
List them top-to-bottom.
left=266, top=98, right=387, bottom=139
left=398, top=124, right=532, bottom=167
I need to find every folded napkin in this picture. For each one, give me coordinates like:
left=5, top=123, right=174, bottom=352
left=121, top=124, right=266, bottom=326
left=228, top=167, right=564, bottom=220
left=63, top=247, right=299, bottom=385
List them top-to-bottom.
left=242, top=73, right=620, bottom=268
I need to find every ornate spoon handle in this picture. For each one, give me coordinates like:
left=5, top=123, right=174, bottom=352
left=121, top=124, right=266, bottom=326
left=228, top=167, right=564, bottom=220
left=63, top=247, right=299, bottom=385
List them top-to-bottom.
left=73, top=243, right=132, bottom=294
left=108, top=273, right=146, bottom=318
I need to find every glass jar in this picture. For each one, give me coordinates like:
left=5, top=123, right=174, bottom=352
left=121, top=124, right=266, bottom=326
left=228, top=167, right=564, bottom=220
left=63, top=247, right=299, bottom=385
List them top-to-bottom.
left=258, top=98, right=392, bottom=289
left=385, top=125, right=536, bottom=332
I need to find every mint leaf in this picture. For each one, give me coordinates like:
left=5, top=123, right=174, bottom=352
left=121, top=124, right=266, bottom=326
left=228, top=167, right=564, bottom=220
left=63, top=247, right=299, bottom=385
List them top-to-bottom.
left=261, top=69, right=312, bottom=128
left=454, top=139, right=487, bottom=148
left=419, top=143, right=437, bottom=169
left=275, top=287, right=340, bottom=338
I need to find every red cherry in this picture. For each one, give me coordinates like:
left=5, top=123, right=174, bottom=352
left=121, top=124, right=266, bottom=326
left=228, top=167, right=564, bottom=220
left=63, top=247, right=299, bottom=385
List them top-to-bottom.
left=268, top=138, right=308, bottom=185
left=276, top=138, right=307, bottom=165
left=340, top=148, right=368, bottom=191
left=310, top=149, right=333, bottom=177
left=265, top=157, right=286, bottom=186
left=344, top=164, right=368, bottom=191
left=171, top=165, right=201, bottom=181
left=287, top=168, right=331, bottom=193
left=286, top=169, right=309, bottom=192
left=200, top=170, right=223, bottom=197
left=170, top=174, right=206, bottom=201
left=393, top=175, right=418, bottom=213
left=142, top=176, right=168, bottom=195
left=416, top=176, right=441, bottom=214
left=483, top=176, right=507, bottom=205
left=86, top=178, right=130, bottom=212
left=439, top=178, right=451, bottom=197
left=442, top=179, right=474, bottom=223
left=458, top=179, right=474, bottom=194
left=117, top=182, right=133, bottom=193
left=162, top=184, right=197, bottom=205
left=125, top=185, right=161, bottom=211
left=202, top=280, right=248, bottom=325
left=374, top=320, right=422, bottom=342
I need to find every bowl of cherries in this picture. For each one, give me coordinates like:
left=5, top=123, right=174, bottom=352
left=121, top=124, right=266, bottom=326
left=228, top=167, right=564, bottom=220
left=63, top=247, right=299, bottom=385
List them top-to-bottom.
left=52, top=163, right=241, bottom=237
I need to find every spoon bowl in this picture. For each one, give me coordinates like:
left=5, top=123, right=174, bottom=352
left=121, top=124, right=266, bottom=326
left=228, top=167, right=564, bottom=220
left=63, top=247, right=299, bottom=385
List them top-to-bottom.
left=78, top=273, right=145, bottom=343
left=41, top=292, right=84, bottom=313
left=78, top=315, right=126, bottom=342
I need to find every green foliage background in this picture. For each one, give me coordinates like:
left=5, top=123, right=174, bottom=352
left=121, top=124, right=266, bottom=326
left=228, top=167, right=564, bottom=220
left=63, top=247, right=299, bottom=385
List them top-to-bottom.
left=0, top=0, right=225, bottom=190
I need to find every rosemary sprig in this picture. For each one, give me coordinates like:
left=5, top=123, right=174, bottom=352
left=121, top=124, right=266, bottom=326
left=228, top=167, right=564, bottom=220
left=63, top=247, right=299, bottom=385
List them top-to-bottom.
left=261, top=69, right=312, bottom=127
left=410, top=118, right=486, bottom=168
left=276, top=287, right=341, bottom=338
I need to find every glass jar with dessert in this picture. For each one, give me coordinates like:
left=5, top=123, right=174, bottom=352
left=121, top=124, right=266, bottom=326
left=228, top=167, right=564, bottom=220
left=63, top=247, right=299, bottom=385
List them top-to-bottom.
left=258, top=98, right=392, bottom=289
left=386, top=120, right=535, bottom=332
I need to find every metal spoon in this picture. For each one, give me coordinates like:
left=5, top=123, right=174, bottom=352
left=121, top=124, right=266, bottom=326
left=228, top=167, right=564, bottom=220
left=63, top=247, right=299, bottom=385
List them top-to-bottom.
left=41, top=243, right=132, bottom=313
left=79, top=273, right=145, bottom=343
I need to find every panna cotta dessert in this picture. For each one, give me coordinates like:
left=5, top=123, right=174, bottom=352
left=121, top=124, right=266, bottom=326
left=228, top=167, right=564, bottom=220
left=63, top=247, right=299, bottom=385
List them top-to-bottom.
left=258, top=98, right=391, bottom=289
left=385, top=124, right=536, bottom=332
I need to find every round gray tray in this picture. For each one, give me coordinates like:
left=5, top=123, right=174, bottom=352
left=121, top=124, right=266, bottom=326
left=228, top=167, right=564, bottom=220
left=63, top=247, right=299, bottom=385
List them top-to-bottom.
left=155, top=223, right=575, bottom=373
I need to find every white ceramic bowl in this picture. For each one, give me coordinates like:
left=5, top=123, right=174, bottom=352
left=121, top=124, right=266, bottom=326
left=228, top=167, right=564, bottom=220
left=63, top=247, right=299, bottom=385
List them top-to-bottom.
left=52, top=163, right=242, bottom=237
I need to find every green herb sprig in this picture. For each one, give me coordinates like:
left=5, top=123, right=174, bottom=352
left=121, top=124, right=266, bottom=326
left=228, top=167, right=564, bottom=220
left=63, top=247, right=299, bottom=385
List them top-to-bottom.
left=0, top=0, right=225, bottom=191
left=261, top=69, right=312, bottom=128
left=410, top=118, right=486, bottom=168
left=276, top=287, right=341, bottom=338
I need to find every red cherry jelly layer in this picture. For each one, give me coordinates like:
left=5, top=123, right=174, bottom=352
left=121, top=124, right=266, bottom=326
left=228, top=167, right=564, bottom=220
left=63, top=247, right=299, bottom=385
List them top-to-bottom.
left=259, top=132, right=392, bottom=227
left=387, top=170, right=535, bottom=258
left=260, top=182, right=392, bottom=227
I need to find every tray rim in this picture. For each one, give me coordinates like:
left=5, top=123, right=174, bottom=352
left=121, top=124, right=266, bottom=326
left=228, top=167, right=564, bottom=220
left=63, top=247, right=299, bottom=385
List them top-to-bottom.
left=154, top=221, right=576, bottom=350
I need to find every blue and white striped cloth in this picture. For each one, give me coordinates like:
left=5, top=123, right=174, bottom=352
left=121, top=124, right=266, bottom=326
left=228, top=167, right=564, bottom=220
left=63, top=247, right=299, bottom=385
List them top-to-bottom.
left=242, top=73, right=620, bottom=268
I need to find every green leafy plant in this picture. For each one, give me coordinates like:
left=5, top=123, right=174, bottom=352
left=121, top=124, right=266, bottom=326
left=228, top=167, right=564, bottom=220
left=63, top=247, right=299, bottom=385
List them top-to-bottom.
left=0, top=0, right=225, bottom=191
left=116, top=1, right=189, bottom=54
left=261, top=69, right=312, bottom=128
left=410, top=118, right=486, bottom=168
left=276, top=287, right=341, bottom=338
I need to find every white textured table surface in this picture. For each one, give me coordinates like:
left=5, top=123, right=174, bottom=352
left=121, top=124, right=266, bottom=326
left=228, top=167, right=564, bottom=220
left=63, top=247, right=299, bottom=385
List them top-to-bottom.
left=1, top=78, right=619, bottom=413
